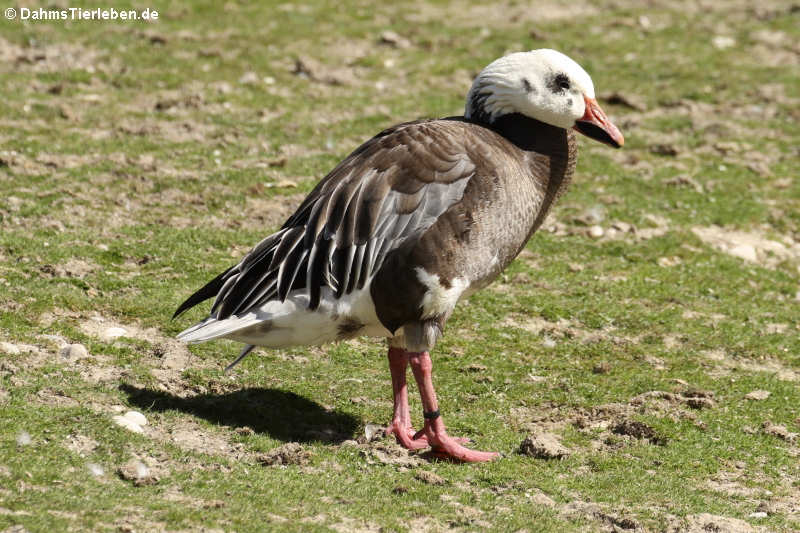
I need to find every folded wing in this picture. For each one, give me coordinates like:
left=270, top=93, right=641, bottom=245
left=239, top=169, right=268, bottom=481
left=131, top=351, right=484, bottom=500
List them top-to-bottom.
left=174, top=120, right=477, bottom=321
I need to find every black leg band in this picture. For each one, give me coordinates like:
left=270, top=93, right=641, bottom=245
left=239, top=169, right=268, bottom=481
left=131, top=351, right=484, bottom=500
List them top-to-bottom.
left=423, top=409, right=440, bottom=420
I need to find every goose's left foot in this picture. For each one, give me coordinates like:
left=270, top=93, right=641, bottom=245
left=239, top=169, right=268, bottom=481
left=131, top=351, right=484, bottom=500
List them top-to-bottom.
left=407, top=350, right=498, bottom=463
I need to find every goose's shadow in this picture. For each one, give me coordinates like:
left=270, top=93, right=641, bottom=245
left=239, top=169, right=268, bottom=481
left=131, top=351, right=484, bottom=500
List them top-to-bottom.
left=119, top=383, right=359, bottom=444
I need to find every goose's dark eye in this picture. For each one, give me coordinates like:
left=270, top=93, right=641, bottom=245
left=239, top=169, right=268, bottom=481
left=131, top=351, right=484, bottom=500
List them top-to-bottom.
left=554, top=73, right=570, bottom=91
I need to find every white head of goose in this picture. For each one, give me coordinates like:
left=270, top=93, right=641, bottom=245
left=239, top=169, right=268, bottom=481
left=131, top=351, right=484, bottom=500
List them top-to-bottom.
left=174, top=49, right=624, bottom=462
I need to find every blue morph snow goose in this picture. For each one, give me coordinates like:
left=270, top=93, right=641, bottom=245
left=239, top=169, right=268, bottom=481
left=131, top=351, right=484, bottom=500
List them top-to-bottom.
left=174, top=49, right=624, bottom=462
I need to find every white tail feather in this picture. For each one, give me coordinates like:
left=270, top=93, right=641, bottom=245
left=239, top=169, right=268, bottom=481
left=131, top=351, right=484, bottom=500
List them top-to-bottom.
left=176, top=314, right=262, bottom=343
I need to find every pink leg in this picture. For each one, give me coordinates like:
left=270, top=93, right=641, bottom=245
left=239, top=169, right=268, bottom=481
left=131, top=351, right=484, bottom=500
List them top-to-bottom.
left=384, top=347, right=428, bottom=450
left=408, top=351, right=499, bottom=462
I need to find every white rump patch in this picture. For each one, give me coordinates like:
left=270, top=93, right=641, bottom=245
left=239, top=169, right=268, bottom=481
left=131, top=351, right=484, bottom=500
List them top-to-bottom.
left=415, top=268, right=470, bottom=319
left=177, top=281, right=392, bottom=348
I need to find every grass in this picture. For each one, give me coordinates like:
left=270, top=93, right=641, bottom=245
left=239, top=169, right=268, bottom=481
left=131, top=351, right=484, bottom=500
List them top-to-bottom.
left=1, top=0, right=798, bottom=531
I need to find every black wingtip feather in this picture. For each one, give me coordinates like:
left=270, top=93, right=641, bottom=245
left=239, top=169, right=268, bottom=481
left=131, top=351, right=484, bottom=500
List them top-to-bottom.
left=172, top=266, right=235, bottom=320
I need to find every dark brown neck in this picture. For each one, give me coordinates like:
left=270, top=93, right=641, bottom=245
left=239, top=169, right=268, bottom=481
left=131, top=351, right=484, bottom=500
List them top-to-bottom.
left=486, top=113, right=569, bottom=154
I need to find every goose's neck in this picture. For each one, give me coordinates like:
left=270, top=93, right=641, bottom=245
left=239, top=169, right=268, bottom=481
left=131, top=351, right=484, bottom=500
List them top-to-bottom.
left=483, top=113, right=578, bottom=239
left=484, top=114, right=569, bottom=154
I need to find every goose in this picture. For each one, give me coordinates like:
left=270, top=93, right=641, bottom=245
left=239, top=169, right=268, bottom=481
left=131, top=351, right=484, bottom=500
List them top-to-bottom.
left=174, top=49, right=623, bottom=462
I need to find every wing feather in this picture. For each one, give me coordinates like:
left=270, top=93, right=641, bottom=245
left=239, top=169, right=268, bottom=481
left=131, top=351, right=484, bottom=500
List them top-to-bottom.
left=174, top=119, right=477, bottom=320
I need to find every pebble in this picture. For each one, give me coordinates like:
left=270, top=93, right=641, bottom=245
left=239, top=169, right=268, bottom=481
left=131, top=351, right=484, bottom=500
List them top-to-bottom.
left=379, top=30, right=412, bottom=49
left=588, top=225, right=604, bottom=239
left=101, top=327, right=127, bottom=342
left=0, top=342, right=20, bottom=355
left=59, top=343, right=89, bottom=361
left=123, top=411, right=148, bottom=426
left=112, top=412, right=146, bottom=434
left=112, top=416, right=143, bottom=433
left=16, top=431, right=32, bottom=446
left=519, top=432, right=570, bottom=459
left=748, top=512, right=768, bottom=519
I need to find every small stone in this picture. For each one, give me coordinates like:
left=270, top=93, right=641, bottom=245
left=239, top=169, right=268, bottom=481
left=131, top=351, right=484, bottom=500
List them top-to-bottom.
left=379, top=30, right=411, bottom=49
left=588, top=225, right=604, bottom=239
left=101, top=327, right=127, bottom=342
left=0, top=342, right=20, bottom=355
left=59, top=343, right=89, bottom=361
left=744, top=390, right=770, bottom=401
left=122, top=411, right=147, bottom=426
left=112, top=415, right=144, bottom=434
left=16, top=431, right=32, bottom=446
left=518, top=432, right=570, bottom=459
left=415, top=470, right=446, bottom=485
left=748, top=512, right=768, bottom=519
